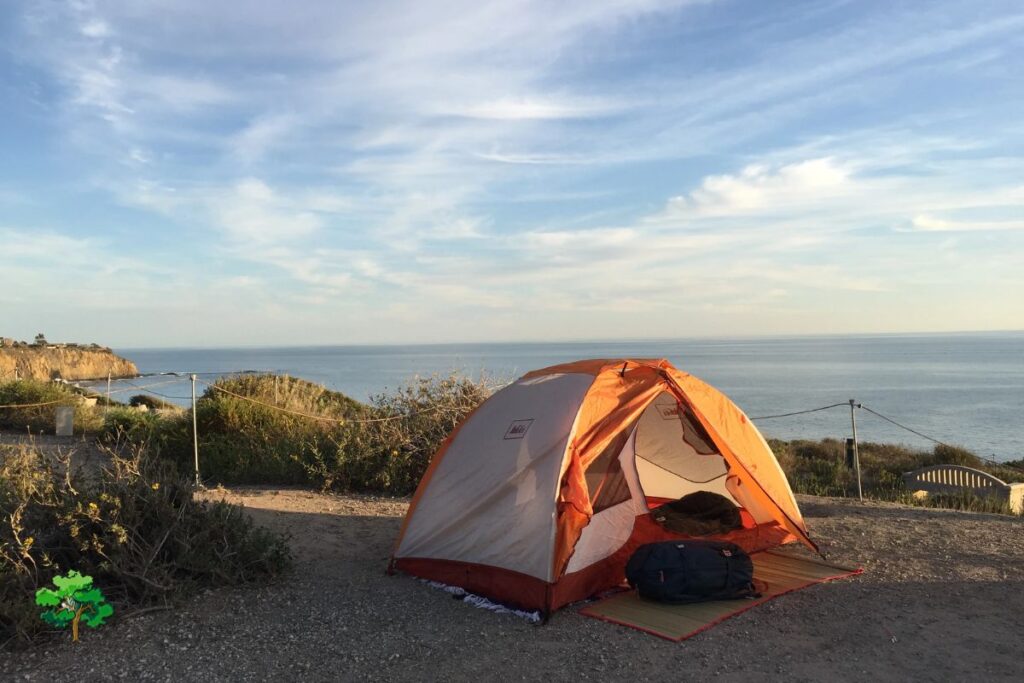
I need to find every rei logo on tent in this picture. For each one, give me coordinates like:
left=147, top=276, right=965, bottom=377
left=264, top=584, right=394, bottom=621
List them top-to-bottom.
left=659, top=404, right=681, bottom=420
left=504, top=419, right=534, bottom=440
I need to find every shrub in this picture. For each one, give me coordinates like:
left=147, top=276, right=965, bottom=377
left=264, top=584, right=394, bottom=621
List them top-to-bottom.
left=155, top=373, right=491, bottom=495
left=321, top=373, right=490, bottom=493
left=156, top=374, right=370, bottom=485
left=0, top=380, right=103, bottom=434
left=127, top=394, right=179, bottom=411
left=101, top=407, right=164, bottom=444
left=773, top=436, right=1023, bottom=514
left=0, top=442, right=291, bottom=646
left=925, top=443, right=983, bottom=469
left=991, top=461, right=1024, bottom=484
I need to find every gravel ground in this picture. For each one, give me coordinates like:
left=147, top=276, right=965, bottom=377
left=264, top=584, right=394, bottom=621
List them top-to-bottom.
left=3, top=490, right=1023, bottom=682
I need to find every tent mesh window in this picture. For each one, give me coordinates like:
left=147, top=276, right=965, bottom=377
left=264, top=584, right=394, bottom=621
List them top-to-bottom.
left=635, top=396, right=728, bottom=484
left=680, top=411, right=718, bottom=455
left=585, top=427, right=634, bottom=513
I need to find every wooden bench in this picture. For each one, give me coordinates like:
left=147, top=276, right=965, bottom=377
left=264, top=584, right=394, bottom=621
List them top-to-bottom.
left=902, top=465, right=1024, bottom=514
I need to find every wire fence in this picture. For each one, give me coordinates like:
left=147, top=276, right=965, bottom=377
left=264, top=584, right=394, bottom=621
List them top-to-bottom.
left=2, top=371, right=1021, bottom=474
left=751, top=398, right=1022, bottom=473
left=749, top=402, right=850, bottom=420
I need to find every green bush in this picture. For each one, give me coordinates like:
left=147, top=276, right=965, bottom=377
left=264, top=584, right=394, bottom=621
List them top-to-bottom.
left=154, top=373, right=490, bottom=494
left=315, top=373, right=490, bottom=493
left=156, top=374, right=370, bottom=485
left=0, top=380, right=103, bottom=434
left=127, top=394, right=179, bottom=411
left=101, top=407, right=164, bottom=444
left=773, top=436, right=1023, bottom=514
left=0, top=443, right=291, bottom=646
left=924, top=443, right=984, bottom=469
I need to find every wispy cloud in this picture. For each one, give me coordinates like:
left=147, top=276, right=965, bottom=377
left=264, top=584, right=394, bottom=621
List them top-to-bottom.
left=3, top=0, right=1024, bottom=343
left=450, top=96, right=627, bottom=121
left=909, top=214, right=1024, bottom=232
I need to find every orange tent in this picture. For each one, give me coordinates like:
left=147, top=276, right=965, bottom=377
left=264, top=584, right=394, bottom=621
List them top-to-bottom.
left=390, top=359, right=816, bottom=614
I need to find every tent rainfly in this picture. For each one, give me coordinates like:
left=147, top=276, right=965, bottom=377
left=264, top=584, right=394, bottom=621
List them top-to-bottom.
left=390, top=358, right=817, bottom=615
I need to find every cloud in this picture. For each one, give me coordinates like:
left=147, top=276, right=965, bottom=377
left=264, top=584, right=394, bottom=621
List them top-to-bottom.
left=5, top=1, right=1024, bottom=343
left=79, top=19, right=110, bottom=39
left=450, top=96, right=625, bottom=121
left=231, top=113, right=299, bottom=163
left=472, top=151, right=595, bottom=165
left=657, top=158, right=853, bottom=219
left=212, top=179, right=323, bottom=243
left=909, top=214, right=1024, bottom=232
left=427, top=217, right=486, bottom=240
left=522, top=227, right=636, bottom=250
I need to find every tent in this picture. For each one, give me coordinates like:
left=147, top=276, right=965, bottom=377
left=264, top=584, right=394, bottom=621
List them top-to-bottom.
left=390, top=358, right=816, bottom=614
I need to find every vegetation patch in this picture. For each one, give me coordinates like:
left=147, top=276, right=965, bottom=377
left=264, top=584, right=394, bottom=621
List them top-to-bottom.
left=156, top=373, right=489, bottom=494
left=4, top=374, right=1020, bottom=519
left=0, top=381, right=103, bottom=434
left=127, top=394, right=180, bottom=411
left=771, top=438, right=1023, bottom=514
left=0, top=443, right=290, bottom=648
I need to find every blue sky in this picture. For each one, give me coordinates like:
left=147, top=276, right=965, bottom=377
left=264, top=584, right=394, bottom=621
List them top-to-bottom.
left=1, top=0, right=1022, bottom=347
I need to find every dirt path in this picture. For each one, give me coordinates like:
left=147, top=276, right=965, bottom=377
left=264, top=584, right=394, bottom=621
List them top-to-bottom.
left=3, top=490, right=1023, bottom=682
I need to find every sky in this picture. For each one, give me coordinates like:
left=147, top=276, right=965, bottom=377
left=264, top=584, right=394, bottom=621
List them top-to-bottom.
left=1, top=0, right=1022, bottom=347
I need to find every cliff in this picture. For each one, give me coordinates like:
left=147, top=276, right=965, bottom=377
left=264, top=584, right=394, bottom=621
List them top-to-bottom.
left=0, top=347, right=138, bottom=381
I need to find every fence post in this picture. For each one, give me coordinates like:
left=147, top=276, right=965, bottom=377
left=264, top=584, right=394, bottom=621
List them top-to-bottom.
left=105, top=371, right=111, bottom=417
left=191, top=373, right=200, bottom=488
left=849, top=399, right=862, bottom=502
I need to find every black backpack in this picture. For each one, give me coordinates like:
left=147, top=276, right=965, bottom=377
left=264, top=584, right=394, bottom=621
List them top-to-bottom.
left=625, top=540, right=759, bottom=604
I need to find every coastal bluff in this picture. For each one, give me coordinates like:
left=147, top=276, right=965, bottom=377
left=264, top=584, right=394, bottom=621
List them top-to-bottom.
left=0, top=346, right=138, bottom=381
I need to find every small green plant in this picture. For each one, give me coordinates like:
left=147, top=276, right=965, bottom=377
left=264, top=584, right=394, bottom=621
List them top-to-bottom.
left=35, top=570, right=113, bottom=642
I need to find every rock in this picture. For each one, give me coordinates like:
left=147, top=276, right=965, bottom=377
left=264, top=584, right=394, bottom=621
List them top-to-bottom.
left=0, top=347, right=138, bottom=381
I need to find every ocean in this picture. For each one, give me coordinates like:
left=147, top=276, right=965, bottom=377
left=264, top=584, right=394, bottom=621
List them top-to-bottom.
left=87, top=332, right=1023, bottom=462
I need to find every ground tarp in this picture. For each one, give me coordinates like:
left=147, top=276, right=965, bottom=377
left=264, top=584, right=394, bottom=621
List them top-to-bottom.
left=579, top=551, right=861, bottom=641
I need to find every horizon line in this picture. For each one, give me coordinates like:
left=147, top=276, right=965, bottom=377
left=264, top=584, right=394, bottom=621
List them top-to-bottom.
left=110, top=328, right=1024, bottom=352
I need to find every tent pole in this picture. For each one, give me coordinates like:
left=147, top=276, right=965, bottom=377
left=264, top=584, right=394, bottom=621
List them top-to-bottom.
left=849, top=399, right=862, bottom=502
